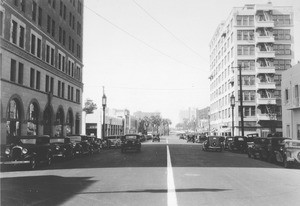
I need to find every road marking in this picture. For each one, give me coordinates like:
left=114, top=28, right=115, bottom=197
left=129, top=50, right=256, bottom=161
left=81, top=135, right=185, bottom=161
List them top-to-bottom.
left=167, top=145, right=178, bottom=206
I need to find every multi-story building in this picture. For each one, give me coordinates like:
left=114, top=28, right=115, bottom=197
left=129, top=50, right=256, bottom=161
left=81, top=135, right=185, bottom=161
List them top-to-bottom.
left=1, top=0, right=84, bottom=144
left=209, top=3, right=294, bottom=137
left=281, top=62, right=300, bottom=140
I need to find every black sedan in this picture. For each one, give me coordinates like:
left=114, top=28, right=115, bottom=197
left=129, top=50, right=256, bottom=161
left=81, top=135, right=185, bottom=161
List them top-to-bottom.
left=121, top=134, right=141, bottom=153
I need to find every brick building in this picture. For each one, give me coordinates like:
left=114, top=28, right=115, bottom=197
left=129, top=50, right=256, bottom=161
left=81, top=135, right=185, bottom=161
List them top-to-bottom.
left=1, top=0, right=84, bottom=144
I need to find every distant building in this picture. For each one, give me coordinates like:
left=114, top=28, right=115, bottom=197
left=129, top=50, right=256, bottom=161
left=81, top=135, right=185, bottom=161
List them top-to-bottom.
left=1, top=0, right=84, bottom=144
left=209, top=2, right=294, bottom=137
left=281, top=63, right=300, bottom=139
left=179, top=107, right=196, bottom=123
left=196, top=107, right=210, bottom=133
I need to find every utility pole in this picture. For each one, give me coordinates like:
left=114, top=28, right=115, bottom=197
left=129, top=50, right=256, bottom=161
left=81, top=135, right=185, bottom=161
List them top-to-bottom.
left=231, top=65, right=246, bottom=137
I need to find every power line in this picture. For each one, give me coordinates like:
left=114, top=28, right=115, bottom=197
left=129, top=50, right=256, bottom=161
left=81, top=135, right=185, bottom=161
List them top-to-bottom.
left=132, top=0, right=208, bottom=62
left=84, top=5, right=202, bottom=71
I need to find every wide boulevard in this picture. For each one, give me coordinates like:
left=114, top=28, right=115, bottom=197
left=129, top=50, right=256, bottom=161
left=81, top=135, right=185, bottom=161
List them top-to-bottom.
left=1, top=135, right=300, bottom=206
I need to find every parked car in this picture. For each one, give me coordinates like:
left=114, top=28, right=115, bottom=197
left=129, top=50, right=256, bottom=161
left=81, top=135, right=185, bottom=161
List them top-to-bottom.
left=121, top=134, right=141, bottom=153
left=146, top=134, right=153, bottom=140
left=152, top=134, right=160, bottom=142
left=179, top=134, right=185, bottom=140
left=186, top=134, right=196, bottom=143
left=1, top=135, right=52, bottom=169
left=68, top=135, right=92, bottom=156
left=107, top=135, right=122, bottom=148
left=85, top=136, right=102, bottom=154
left=202, top=136, right=224, bottom=152
left=228, top=136, right=248, bottom=153
left=50, top=137, right=75, bottom=160
left=224, top=137, right=234, bottom=150
left=247, top=137, right=268, bottom=159
left=259, top=137, right=291, bottom=162
left=279, top=139, right=300, bottom=168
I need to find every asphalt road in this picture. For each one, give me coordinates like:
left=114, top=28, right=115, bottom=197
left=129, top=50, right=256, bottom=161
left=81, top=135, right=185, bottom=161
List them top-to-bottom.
left=1, top=135, right=300, bottom=206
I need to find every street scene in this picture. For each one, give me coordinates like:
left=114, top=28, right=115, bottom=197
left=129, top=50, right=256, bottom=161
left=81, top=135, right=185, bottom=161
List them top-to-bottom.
left=1, top=0, right=300, bottom=205
left=2, top=135, right=300, bottom=206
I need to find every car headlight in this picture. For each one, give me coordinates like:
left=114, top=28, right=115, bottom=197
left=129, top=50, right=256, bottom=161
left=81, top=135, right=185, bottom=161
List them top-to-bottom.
left=56, top=146, right=60, bottom=150
left=5, top=148, right=10, bottom=155
left=22, top=148, right=28, bottom=154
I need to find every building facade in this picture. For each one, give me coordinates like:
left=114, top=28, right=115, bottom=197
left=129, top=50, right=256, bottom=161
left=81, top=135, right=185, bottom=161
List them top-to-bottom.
left=1, top=0, right=84, bottom=144
left=209, top=3, right=294, bottom=137
left=281, top=63, right=300, bottom=140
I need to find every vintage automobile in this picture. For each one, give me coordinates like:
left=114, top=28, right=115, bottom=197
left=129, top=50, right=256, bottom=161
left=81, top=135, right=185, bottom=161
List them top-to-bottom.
left=121, top=134, right=141, bottom=153
left=152, top=134, right=160, bottom=142
left=186, top=134, right=196, bottom=143
left=1, top=135, right=53, bottom=169
left=68, top=135, right=92, bottom=156
left=107, top=135, right=122, bottom=148
left=85, top=136, right=102, bottom=154
left=202, top=136, right=224, bottom=152
left=228, top=136, right=248, bottom=153
left=50, top=137, right=75, bottom=159
left=224, top=137, right=234, bottom=150
left=247, top=137, right=268, bottom=159
left=260, top=137, right=291, bottom=162
left=272, top=139, right=300, bottom=168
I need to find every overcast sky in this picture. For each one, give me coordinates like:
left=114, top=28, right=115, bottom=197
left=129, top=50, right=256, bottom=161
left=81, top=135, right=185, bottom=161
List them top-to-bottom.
left=82, top=0, right=300, bottom=125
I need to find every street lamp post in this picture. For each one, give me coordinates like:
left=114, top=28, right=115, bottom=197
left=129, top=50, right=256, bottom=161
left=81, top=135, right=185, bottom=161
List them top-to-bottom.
left=102, top=89, right=107, bottom=146
left=230, top=94, right=235, bottom=136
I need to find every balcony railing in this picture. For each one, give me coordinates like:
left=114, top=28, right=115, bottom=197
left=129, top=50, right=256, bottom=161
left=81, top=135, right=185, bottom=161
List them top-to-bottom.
left=255, top=20, right=274, bottom=28
left=255, top=35, right=275, bottom=44
left=256, top=49, right=275, bottom=58
left=256, top=66, right=275, bottom=75
left=256, top=82, right=276, bottom=90
left=257, top=98, right=276, bottom=105
left=257, top=113, right=277, bottom=121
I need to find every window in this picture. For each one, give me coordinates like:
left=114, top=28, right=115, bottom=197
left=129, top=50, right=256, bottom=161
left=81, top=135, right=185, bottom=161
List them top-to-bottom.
left=21, top=0, right=26, bottom=12
left=32, top=1, right=37, bottom=22
left=78, top=1, right=82, bottom=15
left=63, top=5, right=66, bottom=20
left=38, top=7, right=42, bottom=26
left=0, top=10, right=3, bottom=36
left=47, top=15, right=51, bottom=33
left=236, top=15, right=254, bottom=26
left=273, top=15, right=291, bottom=26
left=11, top=16, right=26, bottom=49
left=51, top=19, right=55, bottom=37
left=77, top=22, right=81, bottom=36
left=59, top=27, right=62, bottom=43
left=273, top=29, right=291, bottom=40
left=30, top=30, right=42, bottom=58
left=63, top=30, right=66, bottom=45
left=237, top=30, right=254, bottom=41
left=46, top=41, right=55, bottom=66
left=273, top=44, right=291, bottom=55
left=237, top=45, right=255, bottom=56
left=58, top=50, right=65, bottom=71
left=68, top=58, right=74, bottom=76
left=10, top=59, right=17, bottom=82
left=274, top=59, right=291, bottom=70
left=238, top=60, right=255, bottom=70
left=18, top=62, right=23, bottom=84
left=30, top=68, right=35, bottom=88
left=36, top=71, right=40, bottom=90
left=45, top=75, right=49, bottom=92
left=239, top=75, right=255, bottom=86
left=50, top=77, right=54, bottom=93
left=58, top=80, right=61, bottom=97
left=62, top=82, right=65, bottom=98
left=67, top=85, right=70, bottom=99
left=71, top=87, right=74, bottom=101
left=76, top=89, right=80, bottom=103
left=285, top=89, right=289, bottom=103
left=286, top=125, right=290, bottom=138
left=297, top=125, right=300, bottom=140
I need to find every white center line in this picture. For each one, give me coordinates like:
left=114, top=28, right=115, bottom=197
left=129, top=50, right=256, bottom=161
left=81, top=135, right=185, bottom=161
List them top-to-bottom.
left=167, top=144, right=178, bottom=206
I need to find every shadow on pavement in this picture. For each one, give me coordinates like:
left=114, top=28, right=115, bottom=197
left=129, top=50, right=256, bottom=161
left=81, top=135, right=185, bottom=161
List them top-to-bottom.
left=0, top=175, right=96, bottom=206
left=78, top=188, right=231, bottom=194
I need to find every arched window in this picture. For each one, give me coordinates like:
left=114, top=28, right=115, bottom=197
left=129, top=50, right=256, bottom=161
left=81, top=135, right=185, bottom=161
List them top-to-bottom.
left=6, top=99, right=21, bottom=137
left=27, top=103, right=39, bottom=135
left=55, top=108, right=64, bottom=137
left=66, top=109, right=73, bottom=135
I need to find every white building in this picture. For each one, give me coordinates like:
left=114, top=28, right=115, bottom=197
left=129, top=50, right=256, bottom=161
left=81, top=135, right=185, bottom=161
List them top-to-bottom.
left=209, top=2, right=294, bottom=137
left=281, top=63, right=300, bottom=140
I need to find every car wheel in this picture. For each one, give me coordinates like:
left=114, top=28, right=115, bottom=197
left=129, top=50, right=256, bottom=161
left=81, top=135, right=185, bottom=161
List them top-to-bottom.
left=30, top=157, right=37, bottom=170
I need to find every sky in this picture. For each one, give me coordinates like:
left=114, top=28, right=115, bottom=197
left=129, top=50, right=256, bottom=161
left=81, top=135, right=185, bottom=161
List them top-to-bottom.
left=82, top=0, right=300, bottom=125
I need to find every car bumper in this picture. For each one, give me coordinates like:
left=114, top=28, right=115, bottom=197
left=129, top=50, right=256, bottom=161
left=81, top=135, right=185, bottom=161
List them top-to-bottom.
left=0, top=160, right=30, bottom=165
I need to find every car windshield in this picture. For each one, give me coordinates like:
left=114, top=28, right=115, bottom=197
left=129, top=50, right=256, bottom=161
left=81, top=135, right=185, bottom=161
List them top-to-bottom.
left=69, top=136, right=81, bottom=142
left=125, top=136, right=138, bottom=140
left=238, top=137, right=245, bottom=141
left=20, top=139, right=36, bottom=144
left=50, top=139, right=65, bottom=143
left=290, top=141, right=300, bottom=147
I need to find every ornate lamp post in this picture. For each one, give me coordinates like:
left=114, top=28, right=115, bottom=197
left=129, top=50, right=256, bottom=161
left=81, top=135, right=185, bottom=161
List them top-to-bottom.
left=102, top=91, right=107, bottom=144
left=230, top=94, right=235, bottom=136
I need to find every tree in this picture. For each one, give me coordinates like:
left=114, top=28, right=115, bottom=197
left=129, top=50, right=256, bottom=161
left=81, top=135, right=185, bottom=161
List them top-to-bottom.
left=83, top=99, right=97, bottom=114
left=150, top=115, right=162, bottom=134
left=162, top=118, right=172, bottom=135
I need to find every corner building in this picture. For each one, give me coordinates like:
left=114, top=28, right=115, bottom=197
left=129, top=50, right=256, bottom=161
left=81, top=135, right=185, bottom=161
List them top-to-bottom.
left=1, top=0, right=84, bottom=144
left=209, top=3, right=294, bottom=137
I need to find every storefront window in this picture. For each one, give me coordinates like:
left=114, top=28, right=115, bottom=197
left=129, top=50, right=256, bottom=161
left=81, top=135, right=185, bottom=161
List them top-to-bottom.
left=7, top=99, right=21, bottom=137
left=55, top=108, right=64, bottom=137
